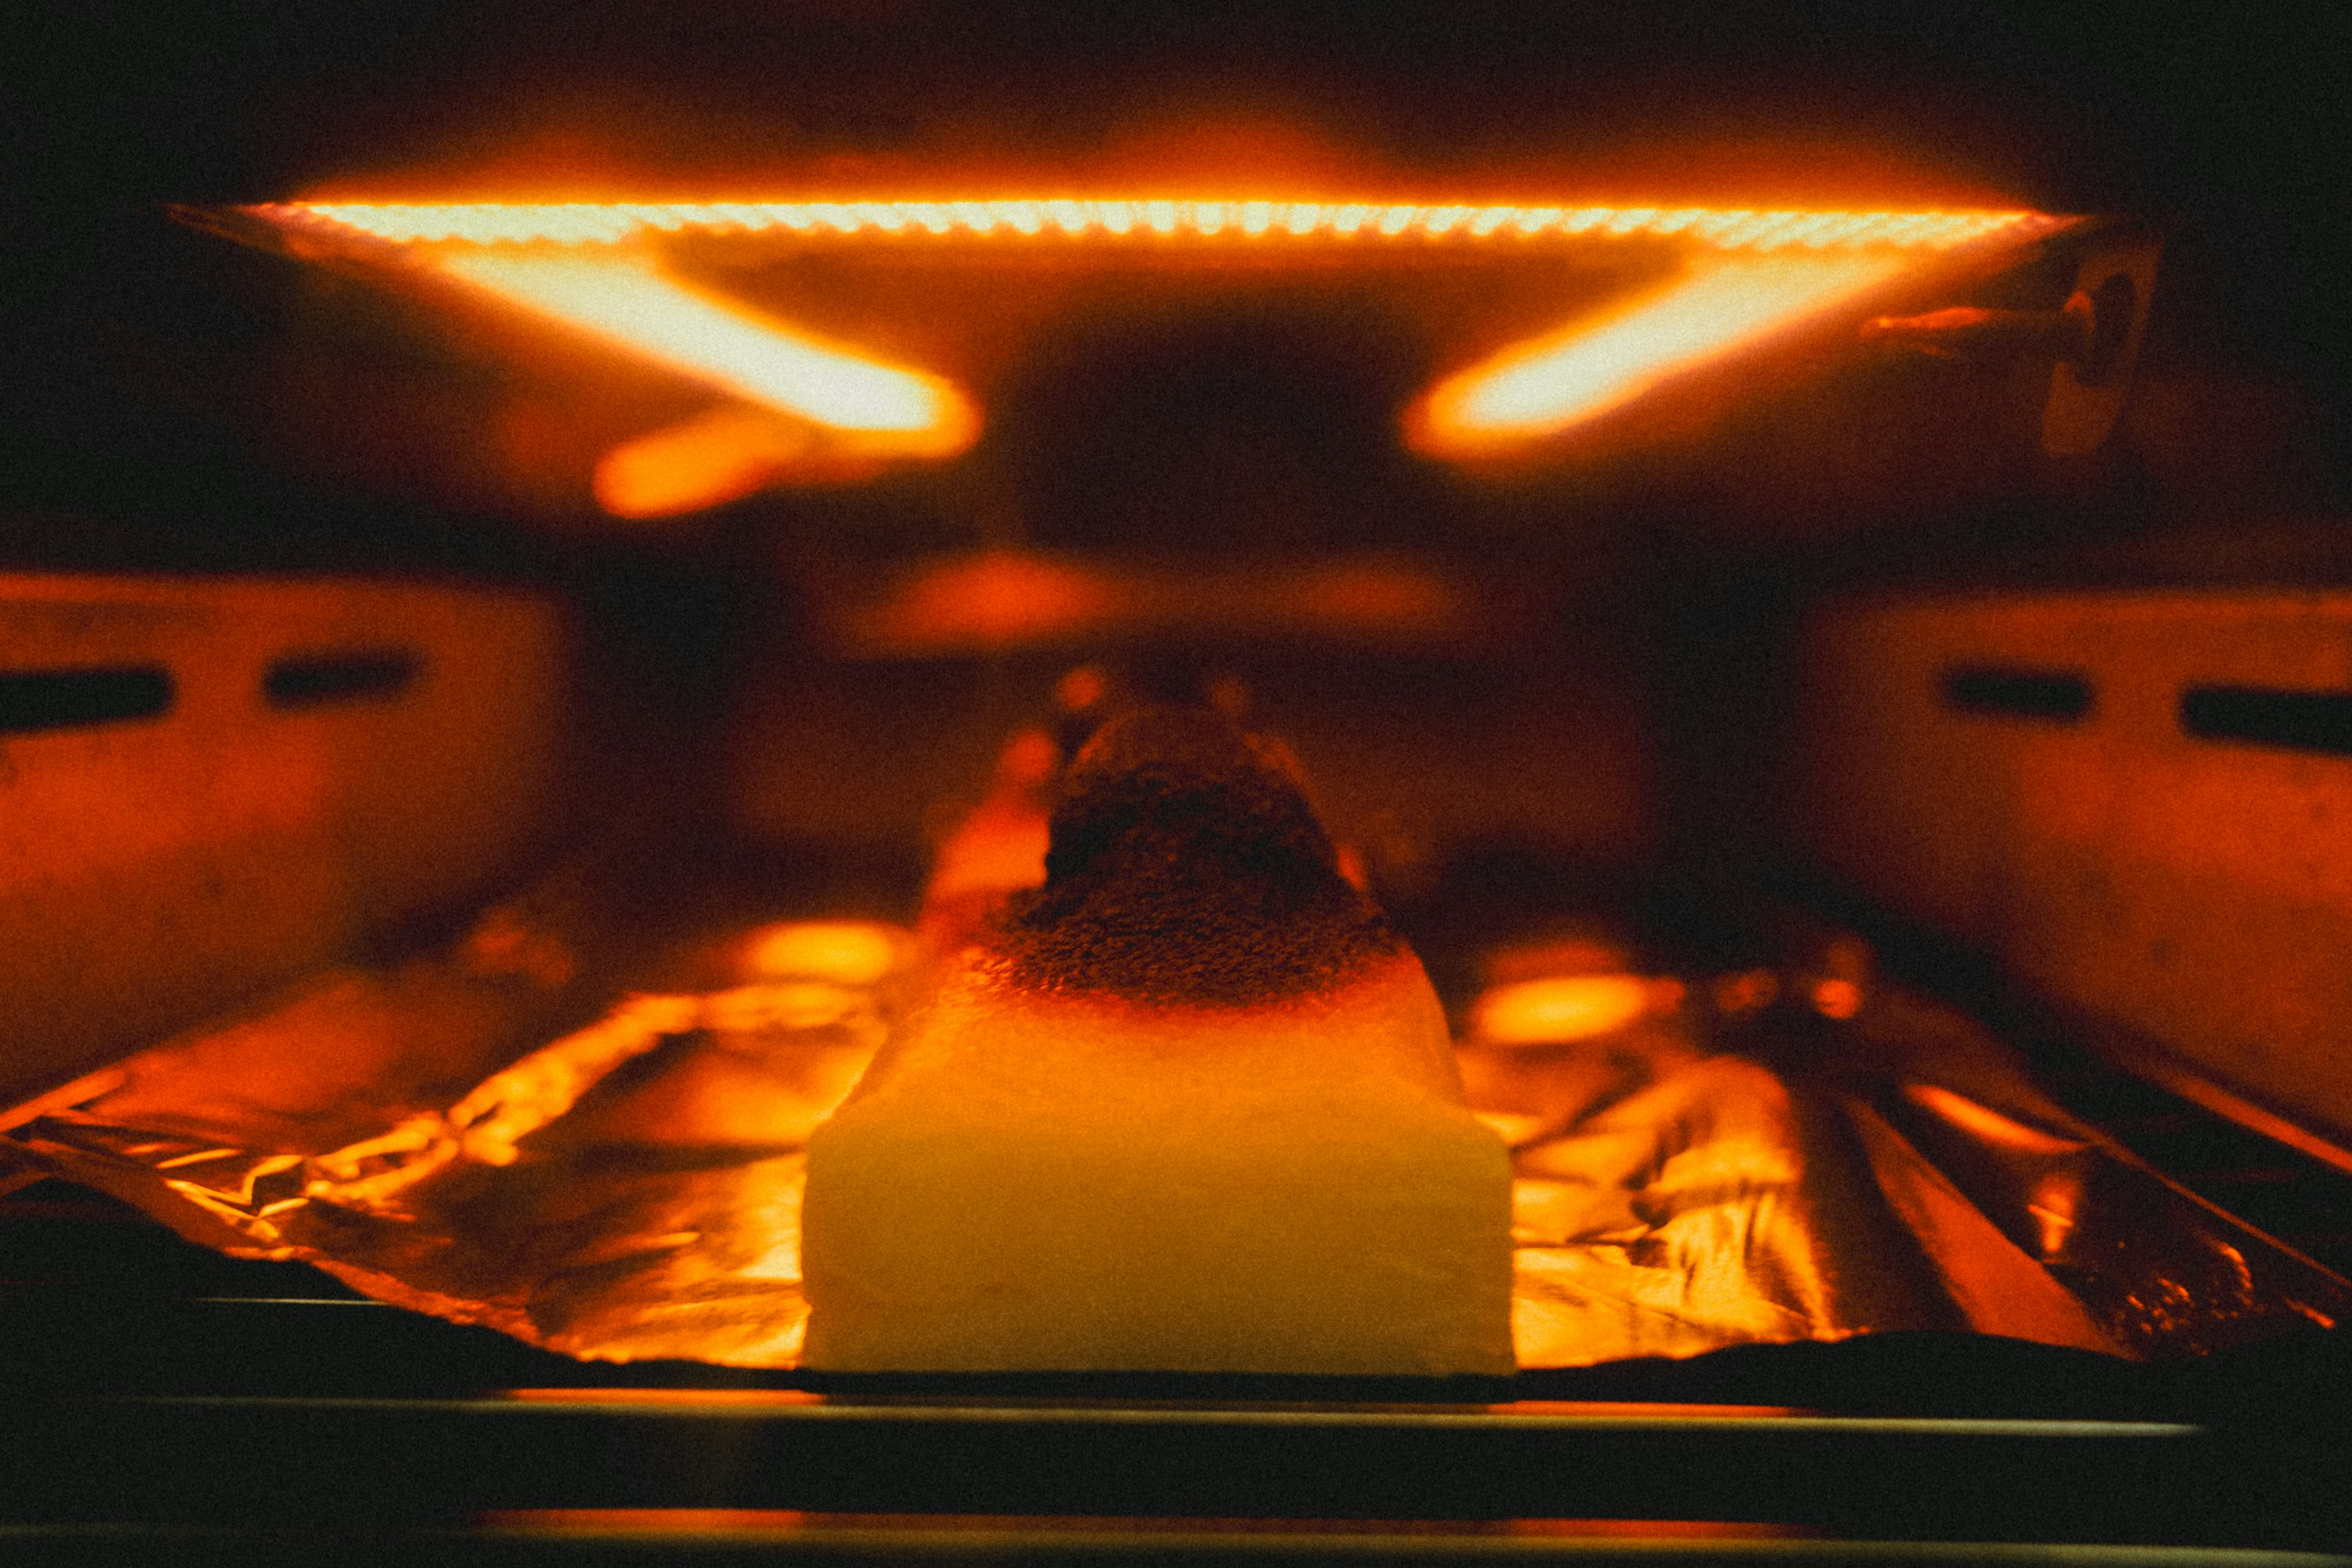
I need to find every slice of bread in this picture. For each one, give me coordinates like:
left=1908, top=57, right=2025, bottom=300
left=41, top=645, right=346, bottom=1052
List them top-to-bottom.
left=801, top=707, right=1514, bottom=1374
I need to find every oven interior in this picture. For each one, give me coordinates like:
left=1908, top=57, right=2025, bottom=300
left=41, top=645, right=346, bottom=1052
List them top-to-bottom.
left=8, top=4, right=2352, bottom=1559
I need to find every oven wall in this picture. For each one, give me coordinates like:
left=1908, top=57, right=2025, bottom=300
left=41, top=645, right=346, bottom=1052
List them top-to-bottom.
left=0, top=574, right=570, bottom=1112
left=1789, top=586, right=2352, bottom=1150
left=725, top=649, right=1657, bottom=883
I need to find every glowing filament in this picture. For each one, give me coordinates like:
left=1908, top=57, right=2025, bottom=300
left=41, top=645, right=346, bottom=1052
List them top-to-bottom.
left=239, top=197, right=2070, bottom=475
left=279, top=200, right=2059, bottom=253
left=438, top=251, right=974, bottom=448
left=1416, top=251, right=1910, bottom=449
left=594, top=406, right=819, bottom=518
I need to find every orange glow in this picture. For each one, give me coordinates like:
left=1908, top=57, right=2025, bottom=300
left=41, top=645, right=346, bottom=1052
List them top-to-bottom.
left=235, top=199, right=2069, bottom=464
left=270, top=199, right=2060, bottom=251
left=435, top=251, right=975, bottom=452
left=1414, top=252, right=1911, bottom=450
left=589, top=404, right=916, bottom=517
left=592, top=407, right=817, bottom=518
left=850, top=551, right=1121, bottom=652
left=831, top=552, right=1486, bottom=657
left=1053, top=665, right=1109, bottom=713
left=741, top=921, right=904, bottom=987
left=1713, top=970, right=1780, bottom=1014
left=1471, top=974, right=1656, bottom=1045
left=1810, top=978, right=1864, bottom=1019
left=0, top=1064, right=126, bottom=1134
left=1902, top=1084, right=2088, bottom=1157
left=2026, top=1173, right=2084, bottom=1261
left=503, top=1388, right=825, bottom=1405
left=496, top=1392, right=1806, bottom=1418
left=1487, top=1401, right=1800, bottom=1419
left=478, top=1510, right=1809, bottom=1540
left=483, top=1511, right=819, bottom=1531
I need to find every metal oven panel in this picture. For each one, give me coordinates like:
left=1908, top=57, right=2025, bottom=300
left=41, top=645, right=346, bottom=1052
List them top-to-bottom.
left=0, top=575, right=569, bottom=1115
left=1794, top=589, right=2352, bottom=1162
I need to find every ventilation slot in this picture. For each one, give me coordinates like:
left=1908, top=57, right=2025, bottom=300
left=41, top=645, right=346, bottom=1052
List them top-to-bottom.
left=264, top=649, right=423, bottom=710
left=1939, top=665, right=2094, bottom=723
left=0, top=666, right=175, bottom=736
left=2181, top=685, right=2352, bottom=757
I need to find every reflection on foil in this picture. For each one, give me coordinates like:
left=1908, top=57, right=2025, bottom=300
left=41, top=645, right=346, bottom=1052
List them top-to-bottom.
left=6, top=852, right=905, bottom=1366
left=4, top=853, right=2347, bottom=1371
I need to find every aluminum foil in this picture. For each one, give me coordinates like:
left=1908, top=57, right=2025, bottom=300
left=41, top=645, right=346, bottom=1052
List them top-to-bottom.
left=4, top=827, right=2345, bottom=1371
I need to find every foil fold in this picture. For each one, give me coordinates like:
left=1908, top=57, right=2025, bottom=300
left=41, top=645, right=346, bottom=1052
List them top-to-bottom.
left=5, top=853, right=2345, bottom=1371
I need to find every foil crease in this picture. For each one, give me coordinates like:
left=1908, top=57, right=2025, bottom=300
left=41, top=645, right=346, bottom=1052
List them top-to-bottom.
left=5, top=846, right=2346, bottom=1371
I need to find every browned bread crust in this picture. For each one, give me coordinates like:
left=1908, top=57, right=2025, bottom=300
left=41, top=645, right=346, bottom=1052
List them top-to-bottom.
left=981, top=706, right=1399, bottom=1007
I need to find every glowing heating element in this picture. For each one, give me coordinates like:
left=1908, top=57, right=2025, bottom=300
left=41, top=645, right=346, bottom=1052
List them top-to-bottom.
left=237, top=198, right=2072, bottom=484
left=275, top=200, right=2057, bottom=253
left=435, top=251, right=976, bottom=454
left=1415, top=252, right=1913, bottom=450
left=592, top=407, right=821, bottom=519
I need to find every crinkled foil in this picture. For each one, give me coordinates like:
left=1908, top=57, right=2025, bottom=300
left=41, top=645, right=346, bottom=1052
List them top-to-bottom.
left=4, top=854, right=2345, bottom=1370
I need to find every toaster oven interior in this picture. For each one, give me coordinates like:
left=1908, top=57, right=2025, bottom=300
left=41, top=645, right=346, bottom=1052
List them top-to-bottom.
left=8, top=2, right=2352, bottom=1559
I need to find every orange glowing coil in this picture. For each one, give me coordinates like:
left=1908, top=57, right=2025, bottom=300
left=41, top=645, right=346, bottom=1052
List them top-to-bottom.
left=235, top=197, right=2074, bottom=481
left=265, top=200, right=2063, bottom=252
left=437, top=251, right=975, bottom=453
left=1413, top=252, right=1913, bottom=450
left=592, top=406, right=824, bottom=518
